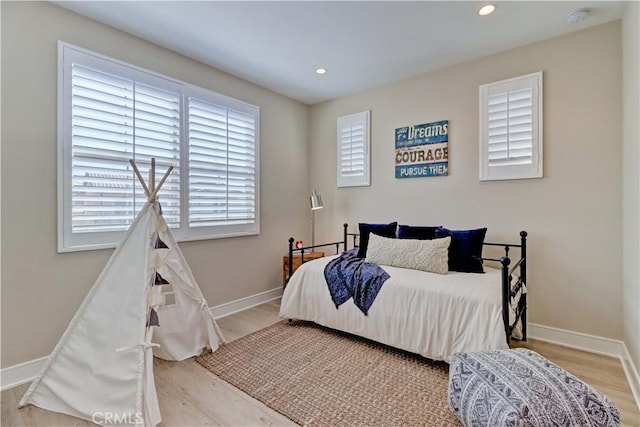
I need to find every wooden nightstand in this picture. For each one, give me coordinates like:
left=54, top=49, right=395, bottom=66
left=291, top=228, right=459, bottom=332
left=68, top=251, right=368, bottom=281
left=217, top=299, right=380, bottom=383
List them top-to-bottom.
left=283, top=251, right=324, bottom=288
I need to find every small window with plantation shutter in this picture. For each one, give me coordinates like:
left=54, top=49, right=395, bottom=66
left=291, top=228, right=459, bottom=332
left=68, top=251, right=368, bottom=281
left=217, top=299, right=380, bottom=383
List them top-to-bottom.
left=58, top=42, right=259, bottom=252
left=479, top=72, right=543, bottom=181
left=337, top=111, right=370, bottom=187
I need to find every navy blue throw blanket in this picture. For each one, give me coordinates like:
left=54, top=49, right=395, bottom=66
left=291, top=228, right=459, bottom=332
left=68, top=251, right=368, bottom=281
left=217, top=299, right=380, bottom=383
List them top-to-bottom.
left=323, top=248, right=390, bottom=315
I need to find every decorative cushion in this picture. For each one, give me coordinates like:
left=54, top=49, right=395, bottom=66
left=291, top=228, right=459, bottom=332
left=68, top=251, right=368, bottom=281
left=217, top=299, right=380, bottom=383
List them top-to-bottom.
left=357, top=222, right=398, bottom=258
left=397, top=224, right=440, bottom=240
left=435, top=227, right=487, bottom=273
left=365, top=233, right=450, bottom=274
left=448, top=349, right=620, bottom=427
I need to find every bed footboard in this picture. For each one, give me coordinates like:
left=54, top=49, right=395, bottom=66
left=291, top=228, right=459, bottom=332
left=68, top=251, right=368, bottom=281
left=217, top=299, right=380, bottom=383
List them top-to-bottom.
left=484, top=231, right=528, bottom=344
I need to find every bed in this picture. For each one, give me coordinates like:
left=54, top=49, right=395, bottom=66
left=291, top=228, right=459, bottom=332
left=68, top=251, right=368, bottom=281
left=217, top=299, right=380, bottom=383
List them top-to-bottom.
left=279, top=224, right=528, bottom=362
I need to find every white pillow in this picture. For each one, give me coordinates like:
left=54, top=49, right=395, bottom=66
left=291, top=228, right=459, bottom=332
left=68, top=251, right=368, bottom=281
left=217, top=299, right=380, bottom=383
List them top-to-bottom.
left=365, top=233, right=450, bottom=274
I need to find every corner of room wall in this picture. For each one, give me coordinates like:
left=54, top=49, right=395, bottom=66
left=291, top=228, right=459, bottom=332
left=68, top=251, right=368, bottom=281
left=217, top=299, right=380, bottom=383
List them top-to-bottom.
left=0, top=0, right=3, bottom=377
left=622, top=0, right=640, bottom=383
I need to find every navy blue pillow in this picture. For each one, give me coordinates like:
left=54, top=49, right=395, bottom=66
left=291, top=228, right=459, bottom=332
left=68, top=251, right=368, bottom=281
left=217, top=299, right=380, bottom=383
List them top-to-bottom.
left=357, top=222, right=397, bottom=258
left=397, top=225, right=440, bottom=240
left=435, top=227, right=487, bottom=273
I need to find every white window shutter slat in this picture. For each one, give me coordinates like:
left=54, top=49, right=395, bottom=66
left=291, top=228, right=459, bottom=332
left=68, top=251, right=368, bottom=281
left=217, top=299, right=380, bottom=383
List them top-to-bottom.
left=59, top=42, right=260, bottom=251
left=69, top=63, right=181, bottom=235
left=71, top=64, right=136, bottom=234
left=480, top=72, right=543, bottom=181
left=132, top=83, right=181, bottom=229
left=187, top=95, right=258, bottom=228
left=337, top=111, right=370, bottom=187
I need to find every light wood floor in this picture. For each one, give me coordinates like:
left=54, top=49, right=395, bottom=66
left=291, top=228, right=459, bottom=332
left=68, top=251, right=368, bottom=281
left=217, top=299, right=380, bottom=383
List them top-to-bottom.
left=2, top=300, right=639, bottom=426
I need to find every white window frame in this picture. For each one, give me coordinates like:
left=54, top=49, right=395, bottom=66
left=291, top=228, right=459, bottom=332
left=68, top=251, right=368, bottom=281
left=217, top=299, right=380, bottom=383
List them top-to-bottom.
left=57, top=42, right=260, bottom=252
left=479, top=72, right=543, bottom=181
left=337, top=111, right=370, bottom=187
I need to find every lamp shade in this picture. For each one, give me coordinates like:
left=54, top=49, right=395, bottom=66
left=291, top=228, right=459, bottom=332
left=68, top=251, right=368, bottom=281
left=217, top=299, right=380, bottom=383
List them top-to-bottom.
left=310, top=190, right=323, bottom=210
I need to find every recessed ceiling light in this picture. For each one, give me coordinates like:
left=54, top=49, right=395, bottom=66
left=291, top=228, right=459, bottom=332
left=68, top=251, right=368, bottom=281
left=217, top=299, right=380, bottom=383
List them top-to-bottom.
left=478, top=4, right=496, bottom=16
left=316, top=68, right=327, bottom=75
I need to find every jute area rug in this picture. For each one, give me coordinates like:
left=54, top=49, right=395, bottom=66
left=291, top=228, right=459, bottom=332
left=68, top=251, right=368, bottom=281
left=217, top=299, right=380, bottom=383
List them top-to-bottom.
left=196, top=320, right=461, bottom=426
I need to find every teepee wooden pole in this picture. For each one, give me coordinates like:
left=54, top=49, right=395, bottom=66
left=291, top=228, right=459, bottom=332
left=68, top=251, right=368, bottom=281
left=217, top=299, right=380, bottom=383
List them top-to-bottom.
left=149, top=158, right=156, bottom=195
left=129, top=159, right=151, bottom=197
left=149, top=166, right=174, bottom=200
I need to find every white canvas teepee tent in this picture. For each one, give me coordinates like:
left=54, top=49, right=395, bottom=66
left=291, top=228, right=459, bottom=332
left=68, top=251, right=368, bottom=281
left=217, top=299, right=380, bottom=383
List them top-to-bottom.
left=19, top=159, right=224, bottom=426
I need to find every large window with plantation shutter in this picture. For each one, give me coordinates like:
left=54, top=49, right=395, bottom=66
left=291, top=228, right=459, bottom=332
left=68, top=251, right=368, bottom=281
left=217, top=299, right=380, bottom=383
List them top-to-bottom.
left=58, top=42, right=259, bottom=252
left=479, top=72, right=543, bottom=181
left=337, top=111, right=370, bottom=187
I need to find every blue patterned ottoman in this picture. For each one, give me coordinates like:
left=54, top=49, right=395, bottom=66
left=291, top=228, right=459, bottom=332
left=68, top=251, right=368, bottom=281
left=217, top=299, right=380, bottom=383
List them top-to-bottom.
left=448, top=349, right=620, bottom=426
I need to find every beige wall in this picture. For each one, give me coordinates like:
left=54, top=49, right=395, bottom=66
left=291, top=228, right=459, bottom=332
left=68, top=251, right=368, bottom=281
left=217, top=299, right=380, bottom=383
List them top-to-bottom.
left=623, top=1, right=640, bottom=372
left=0, top=2, right=310, bottom=367
left=0, top=2, right=631, bottom=370
left=310, top=22, right=623, bottom=340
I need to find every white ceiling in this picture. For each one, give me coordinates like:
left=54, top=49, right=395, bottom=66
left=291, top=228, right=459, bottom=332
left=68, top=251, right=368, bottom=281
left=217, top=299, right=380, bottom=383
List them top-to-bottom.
left=53, top=1, right=626, bottom=105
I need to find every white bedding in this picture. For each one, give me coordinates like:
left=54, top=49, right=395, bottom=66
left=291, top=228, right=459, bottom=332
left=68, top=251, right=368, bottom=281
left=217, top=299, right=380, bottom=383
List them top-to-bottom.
left=279, top=255, right=509, bottom=362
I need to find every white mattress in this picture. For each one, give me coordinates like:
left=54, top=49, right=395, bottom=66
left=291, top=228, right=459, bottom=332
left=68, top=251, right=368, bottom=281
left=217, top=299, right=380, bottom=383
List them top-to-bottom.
left=279, top=255, right=509, bottom=362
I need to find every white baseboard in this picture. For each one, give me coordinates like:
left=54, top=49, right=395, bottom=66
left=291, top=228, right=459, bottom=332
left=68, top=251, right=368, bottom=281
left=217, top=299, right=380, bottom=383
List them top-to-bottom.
left=210, top=286, right=283, bottom=319
left=0, top=287, right=283, bottom=392
left=2, top=304, right=638, bottom=413
left=529, top=322, right=640, bottom=411
left=528, top=323, right=623, bottom=358
left=621, top=343, right=640, bottom=412
left=0, top=356, right=47, bottom=391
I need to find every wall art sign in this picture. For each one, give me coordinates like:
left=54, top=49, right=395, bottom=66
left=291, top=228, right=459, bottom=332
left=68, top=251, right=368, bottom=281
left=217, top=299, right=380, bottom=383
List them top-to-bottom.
left=395, top=120, right=448, bottom=178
